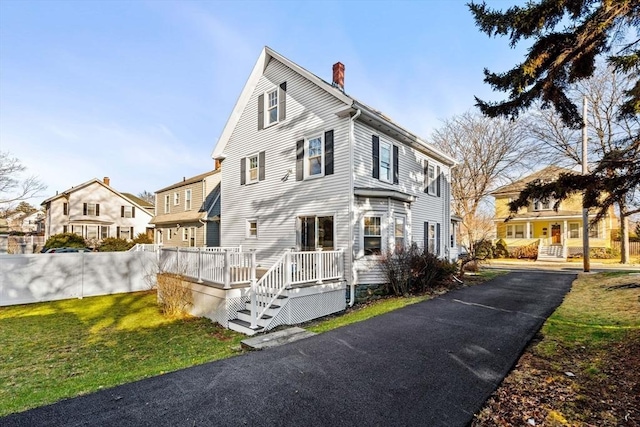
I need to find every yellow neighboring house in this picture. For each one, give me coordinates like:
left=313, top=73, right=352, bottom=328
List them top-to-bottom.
left=491, top=165, right=617, bottom=260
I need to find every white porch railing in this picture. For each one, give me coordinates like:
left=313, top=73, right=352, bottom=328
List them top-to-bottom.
left=159, top=247, right=250, bottom=287
left=250, top=248, right=344, bottom=329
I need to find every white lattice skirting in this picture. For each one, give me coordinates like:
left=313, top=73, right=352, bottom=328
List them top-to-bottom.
left=265, top=281, right=347, bottom=331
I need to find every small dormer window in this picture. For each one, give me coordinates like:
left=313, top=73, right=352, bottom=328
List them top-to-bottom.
left=533, top=198, right=552, bottom=211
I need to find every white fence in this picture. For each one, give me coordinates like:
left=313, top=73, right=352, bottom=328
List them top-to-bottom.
left=0, top=251, right=157, bottom=307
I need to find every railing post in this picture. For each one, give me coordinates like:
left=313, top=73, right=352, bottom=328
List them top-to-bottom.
left=197, top=247, right=203, bottom=283
left=316, top=247, right=323, bottom=284
left=284, top=248, right=292, bottom=288
left=338, top=248, right=344, bottom=279
left=223, top=249, right=231, bottom=289
left=250, top=250, right=257, bottom=329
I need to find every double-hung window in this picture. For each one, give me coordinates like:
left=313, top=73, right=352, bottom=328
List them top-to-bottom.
left=267, top=89, right=278, bottom=126
left=307, top=136, right=324, bottom=177
left=379, top=142, right=392, bottom=182
left=241, top=152, right=265, bottom=185
left=249, top=154, right=259, bottom=182
left=427, top=164, right=437, bottom=195
left=185, top=189, right=192, bottom=210
left=174, top=192, right=180, bottom=206
left=164, top=195, right=170, bottom=213
left=533, top=198, right=552, bottom=211
left=83, top=203, right=99, bottom=216
left=122, top=206, right=134, bottom=218
left=364, top=216, right=382, bottom=255
left=394, top=216, right=405, bottom=250
left=589, top=222, right=600, bottom=238
left=427, top=223, right=436, bottom=253
left=569, top=223, right=580, bottom=239
left=507, top=224, right=525, bottom=238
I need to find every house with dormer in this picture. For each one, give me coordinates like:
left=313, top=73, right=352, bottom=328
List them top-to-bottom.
left=205, top=47, right=456, bottom=333
left=491, top=165, right=617, bottom=260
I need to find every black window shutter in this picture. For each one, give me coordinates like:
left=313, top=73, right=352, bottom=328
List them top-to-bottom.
left=279, top=82, right=286, bottom=122
left=257, top=94, right=264, bottom=130
left=325, top=130, right=334, bottom=175
left=372, top=135, right=379, bottom=179
left=296, top=139, right=304, bottom=181
left=393, top=145, right=399, bottom=184
left=258, top=151, right=265, bottom=181
left=240, top=157, right=246, bottom=185
left=424, top=161, right=429, bottom=193
left=437, top=166, right=441, bottom=197
left=83, top=203, right=87, bottom=215
left=96, top=204, right=100, bottom=216
left=121, top=206, right=124, bottom=218
left=132, top=207, right=135, bottom=218
left=424, top=221, right=429, bottom=251
left=436, top=223, right=441, bottom=256
left=117, top=226, right=120, bottom=237
left=130, top=227, right=134, bottom=238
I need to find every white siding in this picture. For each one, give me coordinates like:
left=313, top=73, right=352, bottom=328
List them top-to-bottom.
left=220, top=58, right=351, bottom=270
left=351, top=121, right=452, bottom=284
left=45, top=182, right=153, bottom=241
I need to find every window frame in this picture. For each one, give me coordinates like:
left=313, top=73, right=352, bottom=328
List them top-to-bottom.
left=266, top=87, right=279, bottom=127
left=305, top=134, right=325, bottom=179
left=379, top=141, right=392, bottom=183
left=247, top=153, right=260, bottom=184
left=426, top=164, right=437, bottom=195
left=185, top=189, right=192, bottom=210
left=174, top=192, right=180, bottom=206
left=164, top=195, right=170, bottom=214
left=533, top=198, right=553, bottom=211
left=122, top=206, right=133, bottom=218
left=393, top=215, right=406, bottom=251
left=363, top=216, right=383, bottom=256
left=246, top=219, right=258, bottom=239
left=568, top=222, right=580, bottom=239
left=589, top=222, right=600, bottom=238
left=427, top=223, right=436, bottom=253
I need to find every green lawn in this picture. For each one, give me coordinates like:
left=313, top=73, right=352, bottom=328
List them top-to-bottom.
left=1, top=269, right=502, bottom=416
left=0, top=291, right=244, bottom=417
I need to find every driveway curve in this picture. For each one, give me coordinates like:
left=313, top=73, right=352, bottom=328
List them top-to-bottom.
left=3, top=271, right=573, bottom=427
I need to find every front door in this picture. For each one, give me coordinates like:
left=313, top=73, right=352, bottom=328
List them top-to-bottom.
left=551, top=224, right=561, bottom=244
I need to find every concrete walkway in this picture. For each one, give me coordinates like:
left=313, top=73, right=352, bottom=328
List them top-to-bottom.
left=3, top=271, right=573, bottom=427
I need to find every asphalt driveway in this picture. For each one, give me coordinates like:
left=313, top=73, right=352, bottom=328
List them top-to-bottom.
left=3, top=271, right=573, bottom=427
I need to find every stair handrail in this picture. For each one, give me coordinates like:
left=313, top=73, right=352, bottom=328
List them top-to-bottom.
left=250, top=249, right=292, bottom=329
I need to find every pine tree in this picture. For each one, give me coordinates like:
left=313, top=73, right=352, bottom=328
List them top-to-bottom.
left=469, top=0, right=639, bottom=126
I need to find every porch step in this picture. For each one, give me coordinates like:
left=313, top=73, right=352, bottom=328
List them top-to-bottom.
left=537, top=245, right=566, bottom=261
left=236, top=309, right=272, bottom=325
left=228, top=318, right=263, bottom=336
left=241, top=327, right=317, bottom=350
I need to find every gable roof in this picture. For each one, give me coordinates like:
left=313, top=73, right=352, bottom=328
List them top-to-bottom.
left=211, top=46, right=455, bottom=167
left=491, top=166, right=578, bottom=197
left=155, top=170, right=219, bottom=193
left=40, top=178, right=153, bottom=215
left=121, top=193, right=153, bottom=208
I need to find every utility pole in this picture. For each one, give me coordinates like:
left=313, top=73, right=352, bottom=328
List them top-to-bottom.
left=582, top=96, right=590, bottom=272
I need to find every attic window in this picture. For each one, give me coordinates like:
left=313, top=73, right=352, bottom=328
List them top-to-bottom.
left=258, top=82, right=286, bottom=130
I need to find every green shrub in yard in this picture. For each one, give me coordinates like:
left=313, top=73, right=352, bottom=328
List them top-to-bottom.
left=44, top=232, right=87, bottom=249
left=133, top=232, right=153, bottom=244
left=98, top=237, right=134, bottom=252
left=494, top=239, right=509, bottom=258
left=380, top=244, right=458, bottom=296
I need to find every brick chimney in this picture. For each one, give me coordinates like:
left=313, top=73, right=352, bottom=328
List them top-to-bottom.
left=332, top=62, right=344, bottom=91
left=103, top=177, right=110, bottom=186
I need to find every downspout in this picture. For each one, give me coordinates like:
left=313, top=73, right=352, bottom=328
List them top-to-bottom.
left=348, top=107, right=361, bottom=306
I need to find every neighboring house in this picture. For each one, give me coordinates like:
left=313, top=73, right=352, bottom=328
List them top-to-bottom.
left=208, top=47, right=455, bottom=333
left=491, top=165, right=617, bottom=260
left=151, top=170, right=221, bottom=247
left=41, top=177, right=154, bottom=244
left=6, top=211, right=27, bottom=232
left=20, top=211, right=45, bottom=234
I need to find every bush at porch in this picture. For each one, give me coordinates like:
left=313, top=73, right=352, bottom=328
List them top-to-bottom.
left=380, top=245, right=458, bottom=296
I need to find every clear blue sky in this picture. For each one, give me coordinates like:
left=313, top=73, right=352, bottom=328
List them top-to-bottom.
left=0, top=0, right=527, bottom=204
